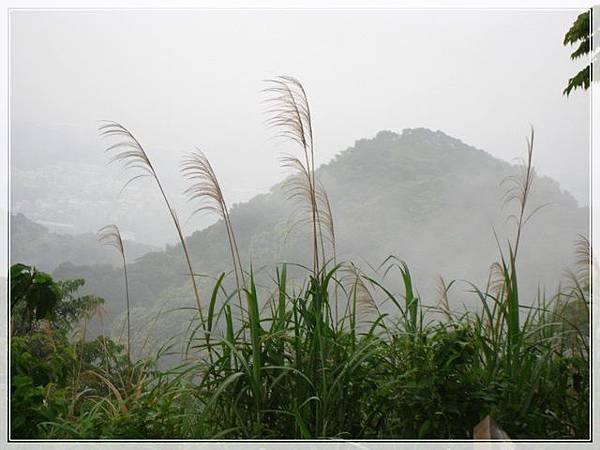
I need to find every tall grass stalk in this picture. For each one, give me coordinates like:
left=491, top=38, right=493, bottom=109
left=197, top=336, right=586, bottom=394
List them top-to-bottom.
left=264, top=76, right=335, bottom=276
left=99, top=122, right=205, bottom=326
left=181, top=150, right=246, bottom=325
left=98, top=224, right=131, bottom=360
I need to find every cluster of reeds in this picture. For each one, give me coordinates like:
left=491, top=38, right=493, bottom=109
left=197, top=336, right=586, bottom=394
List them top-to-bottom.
left=98, top=76, right=338, bottom=343
left=39, top=77, right=590, bottom=440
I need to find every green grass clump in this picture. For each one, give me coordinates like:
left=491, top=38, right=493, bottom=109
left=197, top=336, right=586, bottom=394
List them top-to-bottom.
left=11, top=254, right=589, bottom=439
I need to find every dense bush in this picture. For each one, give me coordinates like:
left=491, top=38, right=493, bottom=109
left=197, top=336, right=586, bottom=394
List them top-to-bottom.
left=9, top=264, right=128, bottom=439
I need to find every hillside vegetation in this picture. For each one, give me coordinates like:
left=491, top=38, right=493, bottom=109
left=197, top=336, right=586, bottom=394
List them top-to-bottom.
left=49, top=127, right=587, bottom=338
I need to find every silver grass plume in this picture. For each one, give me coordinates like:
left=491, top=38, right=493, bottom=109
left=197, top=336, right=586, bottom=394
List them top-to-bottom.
left=263, top=76, right=336, bottom=275
left=99, top=121, right=205, bottom=325
left=501, top=126, right=547, bottom=259
left=181, top=149, right=246, bottom=321
left=98, top=224, right=131, bottom=360
left=340, top=262, right=379, bottom=321
left=435, top=275, right=454, bottom=322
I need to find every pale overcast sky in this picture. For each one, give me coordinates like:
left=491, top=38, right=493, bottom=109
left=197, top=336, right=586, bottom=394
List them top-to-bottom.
left=9, top=9, right=590, bottom=231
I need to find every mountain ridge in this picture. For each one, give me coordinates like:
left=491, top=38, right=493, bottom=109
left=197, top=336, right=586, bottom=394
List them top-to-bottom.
left=38, top=127, right=587, bottom=331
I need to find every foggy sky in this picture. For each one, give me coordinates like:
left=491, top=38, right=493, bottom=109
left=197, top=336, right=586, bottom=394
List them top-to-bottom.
left=10, top=9, right=590, bottom=245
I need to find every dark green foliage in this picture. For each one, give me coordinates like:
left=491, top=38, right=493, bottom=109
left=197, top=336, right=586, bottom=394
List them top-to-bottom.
left=563, top=9, right=596, bottom=96
left=563, top=65, right=590, bottom=97
left=10, top=263, right=61, bottom=335
left=11, top=263, right=103, bottom=337
left=9, top=264, right=123, bottom=439
left=367, top=324, right=481, bottom=438
left=10, top=331, right=76, bottom=439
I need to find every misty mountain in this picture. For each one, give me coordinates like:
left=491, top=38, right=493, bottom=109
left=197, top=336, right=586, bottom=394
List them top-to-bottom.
left=49, top=128, right=587, bottom=329
left=10, top=213, right=159, bottom=273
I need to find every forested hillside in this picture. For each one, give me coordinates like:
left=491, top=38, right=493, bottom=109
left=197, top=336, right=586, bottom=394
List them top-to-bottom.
left=46, top=128, right=587, bottom=338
